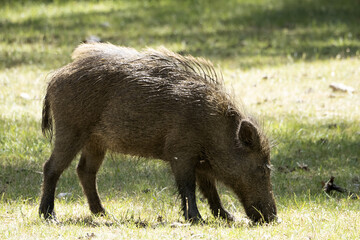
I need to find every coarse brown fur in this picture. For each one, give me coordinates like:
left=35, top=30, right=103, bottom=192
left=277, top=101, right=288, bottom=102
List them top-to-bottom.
left=39, top=43, right=276, bottom=223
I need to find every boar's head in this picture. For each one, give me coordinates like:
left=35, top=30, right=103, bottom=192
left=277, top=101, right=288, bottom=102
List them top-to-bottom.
left=225, top=119, right=277, bottom=223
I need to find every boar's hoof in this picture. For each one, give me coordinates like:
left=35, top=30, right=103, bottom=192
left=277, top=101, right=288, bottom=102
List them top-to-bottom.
left=39, top=209, right=56, bottom=221
left=218, top=209, right=235, bottom=222
left=92, top=210, right=106, bottom=217
left=224, top=213, right=235, bottom=222
left=250, top=214, right=277, bottom=225
left=187, top=216, right=204, bottom=225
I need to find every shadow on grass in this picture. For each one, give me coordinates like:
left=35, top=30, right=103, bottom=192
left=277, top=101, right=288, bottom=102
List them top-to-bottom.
left=1, top=0, right=359, bottom=70
left=0, top=116, right=173, bottom=202
left=269, top=117, right=360, bottom=199
left=34, top=214, right=253, bottom=229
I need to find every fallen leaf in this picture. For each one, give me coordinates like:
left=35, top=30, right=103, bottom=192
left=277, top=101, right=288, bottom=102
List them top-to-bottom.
left=329, top=82, right=355, bottom=93
left=296, top=162, right=309, bottom=171
left=322, top=176, right=358, bottom=199
left=135, top=220, right=148, bottom=228
left=170, top=222, right=191, bottom=228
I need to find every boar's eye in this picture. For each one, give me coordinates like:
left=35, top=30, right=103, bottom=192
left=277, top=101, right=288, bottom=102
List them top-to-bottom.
left=257, top=164, right=273, bottom=176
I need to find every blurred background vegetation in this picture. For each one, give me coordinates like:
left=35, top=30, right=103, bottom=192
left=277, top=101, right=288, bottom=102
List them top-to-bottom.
left=1, top=0, right=359, bottom=70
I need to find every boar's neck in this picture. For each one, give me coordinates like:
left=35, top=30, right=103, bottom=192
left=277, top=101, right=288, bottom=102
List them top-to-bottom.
left=202, top=113, right=243, bottom=180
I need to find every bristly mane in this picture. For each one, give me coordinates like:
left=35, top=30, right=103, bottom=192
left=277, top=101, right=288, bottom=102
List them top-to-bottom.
left=70, top=43, right=271, bottom=153
left=72, top=43, right=224, bottom=93
left=140, top=47, right=240, bottom=116
left=145, top=47, right=223, bottom=87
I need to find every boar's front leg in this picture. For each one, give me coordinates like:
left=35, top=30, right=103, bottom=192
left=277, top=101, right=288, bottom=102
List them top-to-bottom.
left=170, top=155, right=203, bottom=223
left=196, top=172, right=235, bottom=222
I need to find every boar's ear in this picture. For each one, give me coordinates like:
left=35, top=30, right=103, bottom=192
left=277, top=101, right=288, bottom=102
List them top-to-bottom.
left=238, top=120, right=261, bottom=150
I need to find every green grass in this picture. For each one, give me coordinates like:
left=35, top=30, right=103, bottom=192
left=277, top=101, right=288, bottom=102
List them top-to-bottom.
left=1, top=0, right=360, bottom=239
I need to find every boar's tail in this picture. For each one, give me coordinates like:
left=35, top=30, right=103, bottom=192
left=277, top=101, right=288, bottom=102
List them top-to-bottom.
left=41, top=93, right=53, bottom=141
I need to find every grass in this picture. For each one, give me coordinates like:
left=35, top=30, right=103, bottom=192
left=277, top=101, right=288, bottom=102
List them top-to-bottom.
left=0, top=0, right=360, bottom=239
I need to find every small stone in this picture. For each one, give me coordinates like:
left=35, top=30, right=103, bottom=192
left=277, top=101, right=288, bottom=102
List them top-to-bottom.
left=85, top=35, right=101, bottom=43
left=20, top=92, right=31, bottom=100
left=57, top=192, right=72, bottom=199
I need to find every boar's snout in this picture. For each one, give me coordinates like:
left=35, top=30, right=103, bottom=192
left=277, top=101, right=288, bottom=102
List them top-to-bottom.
left=245, top=201, right=277, bottom=223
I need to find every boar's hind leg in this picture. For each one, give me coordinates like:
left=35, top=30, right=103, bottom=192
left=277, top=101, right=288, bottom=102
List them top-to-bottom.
left=39, top=130, right=83, bottom=219
left=77, top=141, right=106, bottom=215
left=170, top=156, right=203, bottom=223
left=196, top=173, right=235, bottom=222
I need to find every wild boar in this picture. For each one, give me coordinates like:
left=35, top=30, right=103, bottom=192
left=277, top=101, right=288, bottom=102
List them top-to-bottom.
left=39, top=43, right=277, bottom=223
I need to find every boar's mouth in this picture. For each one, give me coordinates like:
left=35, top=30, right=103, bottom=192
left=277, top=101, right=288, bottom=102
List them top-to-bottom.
left=231, top=184, right=277, bottom=223
left=244, top=202, right=277, bottom=223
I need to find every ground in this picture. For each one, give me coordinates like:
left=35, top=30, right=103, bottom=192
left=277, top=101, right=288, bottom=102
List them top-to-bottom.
left=0, top=0, right=359, bottom=239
